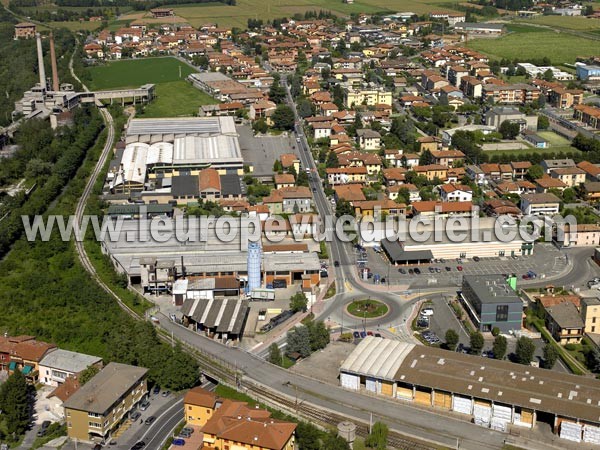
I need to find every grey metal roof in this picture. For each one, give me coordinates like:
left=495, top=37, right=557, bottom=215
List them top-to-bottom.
left=128, top=117, right=225, bottom=136
left=220, top=174, right=242, bottom=196
left=171, top=175, right=199, bottom=197
left=381, top=239, right=432, bottom=263
left=263, top=253, right=320, bottom=271
left=463, top=275, right=522, bottom=305
left=182, top=298, right=249, bottom=335
left=546, top=302, right=585, bottom=330
left=340, top=337, right=415, bottom=381
left=39, top=349, right=102, bottom=374
left=63, top=362, right=148, bottom=414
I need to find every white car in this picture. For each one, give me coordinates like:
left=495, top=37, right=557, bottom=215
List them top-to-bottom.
left=420, top=308, right=434, bottom=316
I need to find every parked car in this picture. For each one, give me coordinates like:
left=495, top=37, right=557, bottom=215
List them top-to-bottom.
left=473, top=256, right=480, bottom=262
left=440, top=258, right=446, bottom=263
left=334, top=260, right=340, bottom=267
left=445, top=266, right=451, bottom=272
left=456, top=266, right=463, bottom=271
left=428, top=267, right=435, bottom=273
left=435, top=267, right=441, bottom=273
left=399, top=268, right=406, bottom=274
left=408, top=268, right=414, bottom=274
left=414, top=268, right=421, bottom=274
left=522, top=273, right=531, bottom=280
left=353, top=331, right=360, bottom=339
left=359, top=331, right=367, bottom=338
left=367, top=331, right=374, bottom=336
left=374, top=333, right=382, bottom=338
left=153, top=385, right=160, bottom=395
left=161, top=390, right=170, bottom=397
left=139, top=400, right=150, bottom=411
left=130, top=411, right=141, bottom=421
left=144, top=416, right=156, bottom=425
left=37, top=421, right=51, bottom=437
left=180, top=427, right=194, bottom=438
left=172, top=438, right=186, bottom=446
left=131, top=442, right=146, bottom=450
left=93, top=445, right=102, bottom=450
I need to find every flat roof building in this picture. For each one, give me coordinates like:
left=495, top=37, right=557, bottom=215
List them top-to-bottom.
left=460, top=274, right=523, bottom=333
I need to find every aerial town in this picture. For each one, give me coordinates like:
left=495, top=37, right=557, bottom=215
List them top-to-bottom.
left=2, top=0, right=600, bottom=449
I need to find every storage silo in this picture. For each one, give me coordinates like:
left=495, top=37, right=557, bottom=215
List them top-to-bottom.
left=247, top=242, right=262, bottom=292
left=337, top=421, right=356, bottom=448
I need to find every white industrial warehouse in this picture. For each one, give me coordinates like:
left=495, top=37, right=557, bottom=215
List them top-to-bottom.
left=340, top=337, right=600, bottom=444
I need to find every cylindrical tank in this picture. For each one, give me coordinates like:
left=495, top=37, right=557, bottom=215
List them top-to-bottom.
left=247, top=242, right=262, bottom=292
left=337, top=421, right=356, bottom=447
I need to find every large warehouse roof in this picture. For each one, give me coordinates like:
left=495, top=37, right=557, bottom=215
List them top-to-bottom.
left=125, top=116, right=238, bottom=144
left=173, top=135, right=242, bottom=165
left=181, top=297, right=249, bottom=335
left=342, top=337, right=600, bottom=424
left=340, top=338, right=415, bottom=381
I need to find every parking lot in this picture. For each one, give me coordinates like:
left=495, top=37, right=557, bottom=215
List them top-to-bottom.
left=238, top=125, right=297, bottom=177
left=355, top=243, right=568, bottom=289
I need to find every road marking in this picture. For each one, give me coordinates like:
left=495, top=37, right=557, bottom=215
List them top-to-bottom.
left=138, top=398, right=183, bottom=443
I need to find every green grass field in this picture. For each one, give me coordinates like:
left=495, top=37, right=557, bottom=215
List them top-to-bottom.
left=115, top=0, right=462, bottom=29
left=517, top=15, right=600, bottom=31
left=51, top=21, right=103, bottom=31
left=468, top=30, right=600, bottom=63
left=86, top=57, right=197, bottom=90
left=139, top=80, right=217, bottom=117
left=536, top=131, right=572, bottom=146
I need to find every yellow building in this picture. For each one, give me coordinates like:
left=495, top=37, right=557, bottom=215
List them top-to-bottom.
left=345, top=88, right=393, bottom=108
left=582, top=297, right=600, bottom=334
left=63, top=363, right=148, bottom=443
left=184, top=386, right=220, bottom=427
left=185, top=387, right=297, bottom=450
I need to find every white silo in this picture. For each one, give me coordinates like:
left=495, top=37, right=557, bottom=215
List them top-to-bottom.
left=247, top=242, right=262, bottom=292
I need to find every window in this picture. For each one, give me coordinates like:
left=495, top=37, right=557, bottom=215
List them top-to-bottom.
left=496, top=305, right=508, bottom=322
left=594, top=317, right=597, bottom=324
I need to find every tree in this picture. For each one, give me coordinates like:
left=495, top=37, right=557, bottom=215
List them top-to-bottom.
left=542, top=68, right=554, bottom=82
left=268, top=79, right=286, bottom=104
left=297, top=98, right=314, bottom=118
left=272, top=105, right=295, bottom=130
left=537, top=115, right=549, bottom=130
left=253, top=117, right=268, bottom=134
left=499, top=120, right=520, bottom=140
left=419, top=149, right=435, bottom=166
left=326, top=151, right=339, bottom=168
left=273, top=159, right=283, bottom=173
left=526, top=164, right=544, bottom=181
left=296, top=170, right=309, bottom=187
left=562, top=187, right=576, bottom=203
left=335, top=199, right=354, bottom=217
left=290, top=291, right=308, bottom=313
left=306, top=320, right=330, bottom=351
left=286, top=325, right=311, bottom=358
left=491, top=327, right=500, bottom=337
left=445, top=329, right=459, bottom=351
left=470, top=331, right=484, bottom=355
left=492, top=335, right=507, bottom=360
left=515, top=336, right=536, bottom=365
left=268, top=343, right=282, bottom=366
left=543, top=343, right=559, bottom=369
left=587, top=348, right=600, bottom=373
left=79, top=365, right=100, bottom=385
left=0, top=369, right=30, bottom=439
left=365, top=421, right=388, bottom=450
left=296, top=422, right=321, bottom=450
left=321, top=431, right=351, bottom=450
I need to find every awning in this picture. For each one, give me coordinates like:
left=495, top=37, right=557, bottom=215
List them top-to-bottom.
left=8, top=361, right=16, bottom=371
left=22, top=365, right=33, bottom=375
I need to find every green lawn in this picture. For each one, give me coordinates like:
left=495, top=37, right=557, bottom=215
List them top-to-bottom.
left=517, top=15, right=600, bottom=31
left=51, top=21, right=102, bottom=31
left=468, top=31, right=600, bottom=64
left=86, top=57, right=197, bottom=90
left=139, top=80, right=217, bottom=117
left=537, top=131, right=571, bottom=146
left=347, top=299, right=388, bottom=318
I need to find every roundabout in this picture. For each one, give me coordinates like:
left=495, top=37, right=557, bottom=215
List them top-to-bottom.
left=346, top=299, right=389, bottom=319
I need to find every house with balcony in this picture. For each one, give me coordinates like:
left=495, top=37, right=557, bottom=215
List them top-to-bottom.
left=356, top=129, right=381, bottom=150
left=520, top=193, right=561, bottom=216
left=544, top=301, right=584, bottom=345
left=0, top=335, right=57, bottom=383
left=39, top=350, right=103, bottom=388
left=63, top=362, right=148, bottom=443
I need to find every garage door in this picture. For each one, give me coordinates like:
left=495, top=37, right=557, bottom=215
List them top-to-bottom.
left=340, top=372, right=359, bottom=390
left=366, top=377, right=377, bottom=393
left=381, top=380, right=393, bottom=397
left=397, top=386, right=413, bottom=400
left=414, top=389, right=431, bottom=406
left=434, top=390, right=452, bottom=409
left=452, top=395, right=472, bottom=415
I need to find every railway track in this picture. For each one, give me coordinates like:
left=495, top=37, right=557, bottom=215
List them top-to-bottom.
left=241, top=379, right=435, bottom=450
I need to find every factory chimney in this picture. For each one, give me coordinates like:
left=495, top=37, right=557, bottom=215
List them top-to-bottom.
left=49, top=32, right=59, bottom=92
left=35, top=33, right=46, bottom=90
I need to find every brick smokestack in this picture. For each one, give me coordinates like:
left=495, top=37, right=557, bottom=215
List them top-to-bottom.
left=49, top=32, right=59, bottom=91
left=36, top=33, right=46, bottom=90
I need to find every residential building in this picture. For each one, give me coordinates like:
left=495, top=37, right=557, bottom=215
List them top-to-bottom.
left=429, top=12, right=466, bottom=26
left=14, top=22, right=36, bottom=39
left=453, top=22, right=505, bottom=36
left=447, top=65, right=469, bottom=87
left=482, top=84, right=540, bottom=105
left=345, top=88, right=392, bottom=108
left=574, top=104, right=600, bottom=129
left=484, top=107, right=537, bottom=131
left=356, top=129, right=381, bottom=150
left=430, top=149, right=464, bottom=167
left=280, top=153, right=300, bottom=174
left=541, top=158, right=576, bottom=174
left=577, top=161, right=600, bottom=181
left=413, top=164, right=448, bottom=181
left=326, top=167, right=368, bottom=185
left=550, top=167, right=586, bottom=187
left=274, top=173, right=295, bottom=189
left=536, top=176, right=567, bottom=193
left=583, top=182, right=600, bottom=202
left=438, top=184, right=472, bottom=202
left=262, top=186, right=312, bottom=214
left=520, top=193, right=561, bottom=216
left=411, top=201, right=473, bottom=218
left=554, top=224, right=600, bottom=248
left=460, top=274, right=523, bottom=333
left=581, top=297, right=600, bottom=334
left=544, top=302, right=584, bottom=345
left=0, top=335, right=57, bottom=383
left=39, top=350, right=103, bottom=387
left=63, top=362, right=148, bottom=443
left=184, top=386, right=220, bottom=427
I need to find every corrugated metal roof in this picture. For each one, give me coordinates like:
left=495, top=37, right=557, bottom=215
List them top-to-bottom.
left=340, top=337, right=415, bottom=381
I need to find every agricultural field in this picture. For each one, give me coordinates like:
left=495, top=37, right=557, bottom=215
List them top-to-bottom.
left=116, top=0, right=462, bottom=29
left=516, top=15, right=600, bottom=31
left=50, top=21, right=103, bottom=31
left=467, top=28, right=600, bottom=64
left=85, top=57, right=196, bottom=90
left=139, top=80, right=217, bottom=117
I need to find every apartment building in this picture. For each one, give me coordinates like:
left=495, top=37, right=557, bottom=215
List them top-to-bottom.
left=482, top=84, right=540, bottom=105
left=344, top=87, right=392, bottom=108
left=574, top=104, right=600, bottom=129
left=520, top=193, right=561, bottom=216
left=39, top=349, right=103, bottom=387
left=64, top=362, right=148, bottom=443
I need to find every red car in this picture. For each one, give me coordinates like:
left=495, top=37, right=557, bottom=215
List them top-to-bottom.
left=457, top=266, right=463, bottom=271
left=367, top=331, right=374, bottom=336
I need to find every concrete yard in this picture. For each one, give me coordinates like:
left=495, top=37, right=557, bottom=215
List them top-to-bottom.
left=238, top=125, right=298, bottom=176
left=292, top=340, right=356, bottom=384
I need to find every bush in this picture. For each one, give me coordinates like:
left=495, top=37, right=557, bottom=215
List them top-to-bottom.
left=491, top=327, right=500, bottom=337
